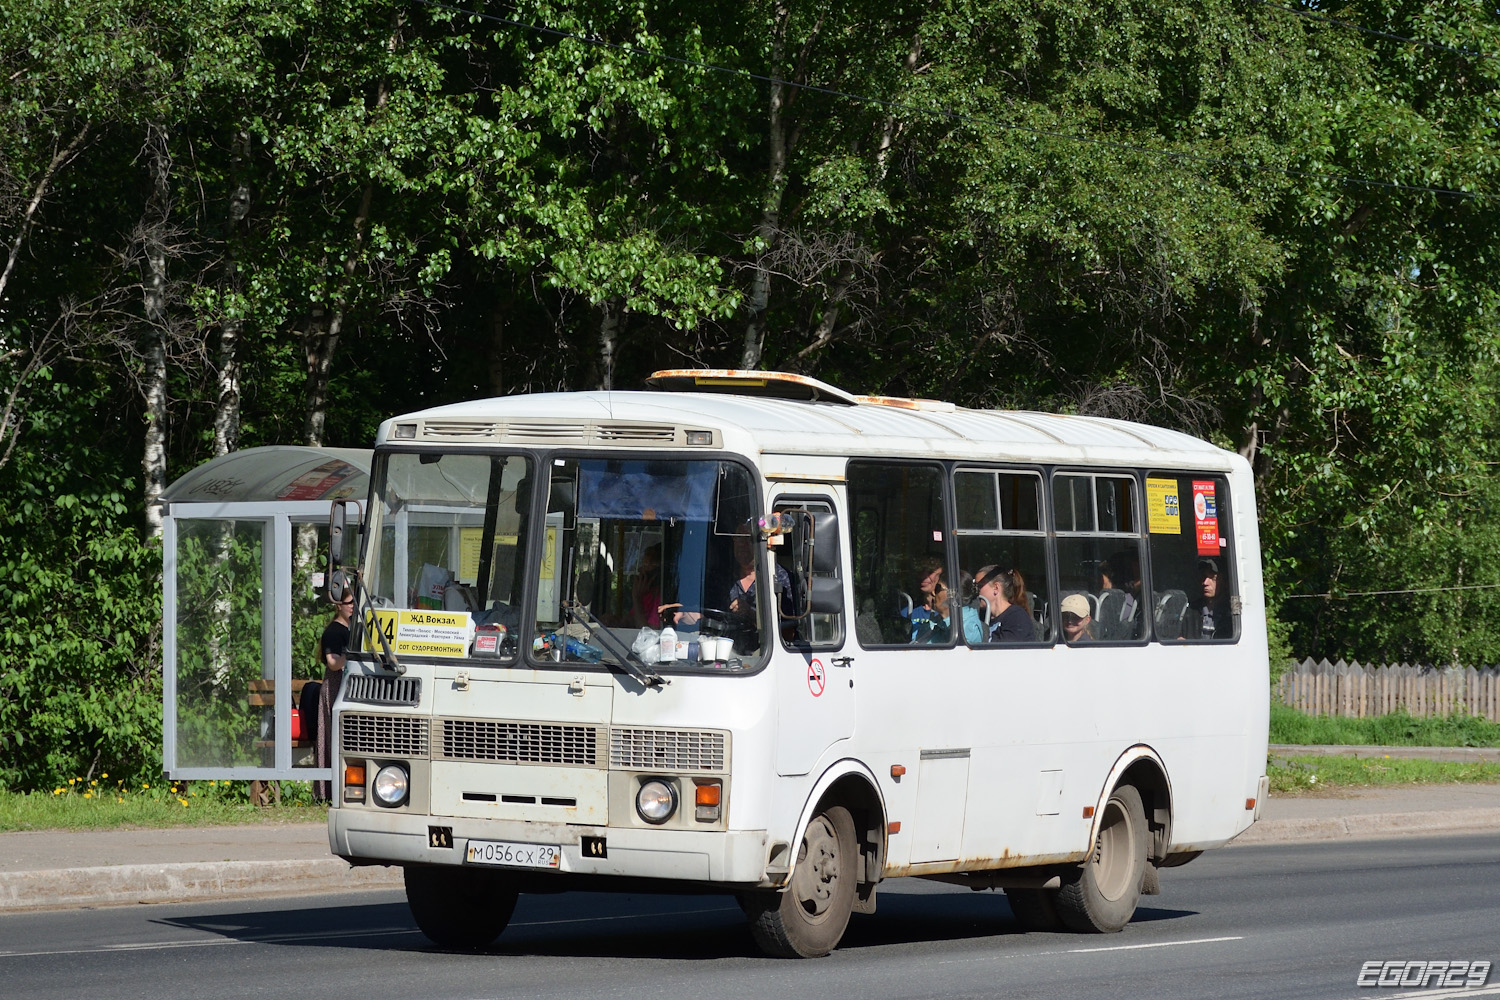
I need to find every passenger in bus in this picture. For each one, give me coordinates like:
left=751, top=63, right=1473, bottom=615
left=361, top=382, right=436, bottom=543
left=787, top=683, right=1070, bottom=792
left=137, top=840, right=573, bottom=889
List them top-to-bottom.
left=723, top=534, right=793, bottom=650
left=631, top=544, right=664, bottom=628
left=1098, top=552, right=1143, bottom=639
left=903, top=557, right=951, bottom=643
left=1182, top=558, right=1231, bottom=640
left=962, top=564, right=1037, bottom=644
left=1060, top=593, right=1095, bottom=643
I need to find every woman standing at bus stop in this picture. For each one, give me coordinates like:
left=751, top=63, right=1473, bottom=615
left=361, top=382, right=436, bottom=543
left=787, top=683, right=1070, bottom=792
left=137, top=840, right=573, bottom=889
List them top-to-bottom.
left=313, top=590, right=353, bottom=802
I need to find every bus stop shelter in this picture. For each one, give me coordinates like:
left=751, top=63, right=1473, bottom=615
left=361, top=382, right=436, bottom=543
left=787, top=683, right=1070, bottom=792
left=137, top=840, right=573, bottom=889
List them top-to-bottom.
left=160, top=446, right=371, bottom=784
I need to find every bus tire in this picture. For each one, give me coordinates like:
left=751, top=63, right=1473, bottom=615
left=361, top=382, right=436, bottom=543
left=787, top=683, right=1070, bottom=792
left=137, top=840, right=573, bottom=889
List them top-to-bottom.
left=1056, top=783, right=1147, bottom=933
left=743, top=805, right=858, bottom=957
left=404, top=865, right=518, bottom=950
left=1006, top=887, right=1064, bottom=931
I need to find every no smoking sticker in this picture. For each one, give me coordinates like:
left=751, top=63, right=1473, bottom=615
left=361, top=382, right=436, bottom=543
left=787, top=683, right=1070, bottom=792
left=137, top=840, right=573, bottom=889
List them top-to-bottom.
left=807, top=659, right=826, bottom=697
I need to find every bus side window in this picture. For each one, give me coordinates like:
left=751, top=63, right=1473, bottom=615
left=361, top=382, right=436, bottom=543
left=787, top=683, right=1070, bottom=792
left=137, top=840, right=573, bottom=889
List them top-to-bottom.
left=848, top=462, right=949, bottom=648
left=955, top=468, right=1050, bottom=643
left=1052, top=473, right=1146, bottom=644
left=1147, top=473, right=1236, bottom=642
left=775, top=499, right=844, bottom=650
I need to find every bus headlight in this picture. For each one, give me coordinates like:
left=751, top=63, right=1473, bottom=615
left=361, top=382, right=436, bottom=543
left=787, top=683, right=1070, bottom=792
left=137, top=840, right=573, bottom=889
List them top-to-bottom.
left=372, top=764, right=409, bottom=808
left=635, top=779, right=677, bottom=824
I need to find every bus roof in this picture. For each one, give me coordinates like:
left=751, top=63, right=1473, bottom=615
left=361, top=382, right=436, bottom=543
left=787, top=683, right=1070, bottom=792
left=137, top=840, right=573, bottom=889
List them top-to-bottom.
left=376, top=374, right=1239, bottom=471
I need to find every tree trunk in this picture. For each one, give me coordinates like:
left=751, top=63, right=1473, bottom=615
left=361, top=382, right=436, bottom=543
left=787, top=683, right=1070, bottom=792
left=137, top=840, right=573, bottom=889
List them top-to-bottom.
left=741, top=3, right=798, bottom=370
left=0, top=126, right=90, bottom=308
left=141, top=128, right=172, bottom=540
left=214, top=129, right=251, bottom=459
left=487, top=294, right=506, bottom=396
left=598, top=298, right=622, bottom=390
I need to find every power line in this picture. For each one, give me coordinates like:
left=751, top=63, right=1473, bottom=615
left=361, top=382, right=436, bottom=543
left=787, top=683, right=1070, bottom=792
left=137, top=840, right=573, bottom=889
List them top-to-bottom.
left=413, top=0, right=1479, bottom=201
left=1251, top=0, right=1499, bottom=62
left=1283, top=582, right=1500, bottom=600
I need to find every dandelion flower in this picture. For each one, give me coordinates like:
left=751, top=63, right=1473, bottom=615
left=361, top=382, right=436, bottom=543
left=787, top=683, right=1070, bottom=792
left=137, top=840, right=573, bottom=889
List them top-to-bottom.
left=101, top=773, right=108, bottom=779
left=143, top=784, right=150, bottom=789
left=53, top=789, right=62, bottom=795
left=83, top=792, right=92, bottom=799
left=178, top=798, right=189, bottom=807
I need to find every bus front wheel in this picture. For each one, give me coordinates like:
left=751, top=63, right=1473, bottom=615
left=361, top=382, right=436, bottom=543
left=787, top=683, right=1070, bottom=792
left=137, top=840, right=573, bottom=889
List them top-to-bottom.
left=1056, top=783, right=1147, bottom=933
left=742, top=805, right=858, bottom=957
left=404, top=865, right=518, bottom=950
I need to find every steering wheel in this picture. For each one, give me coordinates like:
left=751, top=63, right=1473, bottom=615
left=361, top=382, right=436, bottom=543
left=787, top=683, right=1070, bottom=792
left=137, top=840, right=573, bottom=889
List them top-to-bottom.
left=674, top=606, right=732, bottom=631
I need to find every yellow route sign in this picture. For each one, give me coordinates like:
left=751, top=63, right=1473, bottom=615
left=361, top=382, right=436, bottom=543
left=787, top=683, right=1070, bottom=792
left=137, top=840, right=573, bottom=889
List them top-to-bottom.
left=364, top=608, right=472, bottom=658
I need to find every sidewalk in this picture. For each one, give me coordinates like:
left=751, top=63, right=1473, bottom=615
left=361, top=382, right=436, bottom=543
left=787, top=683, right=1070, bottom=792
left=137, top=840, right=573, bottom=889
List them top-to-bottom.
left=1, top=755, right=1497, bottom=912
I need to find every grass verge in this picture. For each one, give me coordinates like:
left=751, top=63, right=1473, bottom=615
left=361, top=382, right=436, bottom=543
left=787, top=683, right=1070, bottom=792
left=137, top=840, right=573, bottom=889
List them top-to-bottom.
left=1269, top=704, right=1500, bottom=747
left=1268, top=754, right=1500, bottom=796
left=0, top=779, right=326, bottom=832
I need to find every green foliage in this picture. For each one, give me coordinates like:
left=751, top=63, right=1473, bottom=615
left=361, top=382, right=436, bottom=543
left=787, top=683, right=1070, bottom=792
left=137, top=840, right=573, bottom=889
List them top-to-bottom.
left=5, top=0, right=1500, bottom=791
left=1269, top=704, right=1500, bottom=748
left=1267, top=754, right=1500, bottom=795
left=0, top=779, right=325, bottom=832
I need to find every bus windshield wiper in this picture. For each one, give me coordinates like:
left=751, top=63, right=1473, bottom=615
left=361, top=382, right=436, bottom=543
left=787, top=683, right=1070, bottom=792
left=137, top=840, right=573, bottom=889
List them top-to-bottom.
left=351, top=572, right=403, bottom=675
left=563, top=601, right=668, bottom=689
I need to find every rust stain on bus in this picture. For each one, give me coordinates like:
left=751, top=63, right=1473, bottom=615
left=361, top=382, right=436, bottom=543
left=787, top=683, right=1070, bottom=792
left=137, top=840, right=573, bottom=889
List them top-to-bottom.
left=883, top=849, right=1087, bottom=879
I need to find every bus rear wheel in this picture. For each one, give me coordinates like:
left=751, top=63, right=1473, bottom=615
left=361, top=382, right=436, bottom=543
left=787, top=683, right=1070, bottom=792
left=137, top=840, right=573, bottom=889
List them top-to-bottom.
left=1056, top=784, right=1147, bottom=933
left=742, top=805, right=858, bottom=957
left=404, top=865, right=518, bottom=950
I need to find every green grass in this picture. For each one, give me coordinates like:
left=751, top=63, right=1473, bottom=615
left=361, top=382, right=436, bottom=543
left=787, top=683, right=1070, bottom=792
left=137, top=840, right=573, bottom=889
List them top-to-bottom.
left=1269, top=704, right=1500, bottom=747
left=1268, top=754, right=1500, bottom=795
left=0, top=779, right=326, bottom=832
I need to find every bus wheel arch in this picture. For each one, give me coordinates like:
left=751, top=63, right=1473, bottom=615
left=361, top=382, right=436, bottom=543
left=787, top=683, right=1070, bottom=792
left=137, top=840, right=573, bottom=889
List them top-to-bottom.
left=1054, top=748, right=1172, bottom=933
left=742, top=765, right=886, bottom=957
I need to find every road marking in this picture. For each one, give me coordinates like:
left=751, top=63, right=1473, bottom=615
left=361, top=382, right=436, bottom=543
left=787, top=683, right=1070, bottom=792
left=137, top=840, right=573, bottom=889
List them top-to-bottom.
left=938, top=934, right=1245, bottom=966
left=1067, top=935, right=1244, bottom=954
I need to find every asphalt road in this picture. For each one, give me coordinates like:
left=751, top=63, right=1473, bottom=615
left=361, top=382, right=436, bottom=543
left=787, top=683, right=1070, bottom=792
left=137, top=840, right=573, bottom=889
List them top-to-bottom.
left=3, top=833, right=1497, bottom=1000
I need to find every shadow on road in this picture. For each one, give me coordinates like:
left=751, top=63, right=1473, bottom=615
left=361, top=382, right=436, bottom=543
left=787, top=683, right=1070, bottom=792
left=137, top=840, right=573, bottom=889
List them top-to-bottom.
left=155, top=885, right=1198, bottom=959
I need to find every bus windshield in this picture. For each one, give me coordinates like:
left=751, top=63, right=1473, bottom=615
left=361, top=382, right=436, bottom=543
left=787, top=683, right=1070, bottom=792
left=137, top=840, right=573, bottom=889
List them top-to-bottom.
left=360, top=451, right=771, bottom=672
left=537, top=457, right=769, bottom=672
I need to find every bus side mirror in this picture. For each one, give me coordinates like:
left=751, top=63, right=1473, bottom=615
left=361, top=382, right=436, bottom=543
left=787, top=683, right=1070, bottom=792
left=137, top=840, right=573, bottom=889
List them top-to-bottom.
left=327, top=499, right=359, bottom=602
left=810, top=511, right=839, bottom=575
left=808, top=576, right=843, bottom=615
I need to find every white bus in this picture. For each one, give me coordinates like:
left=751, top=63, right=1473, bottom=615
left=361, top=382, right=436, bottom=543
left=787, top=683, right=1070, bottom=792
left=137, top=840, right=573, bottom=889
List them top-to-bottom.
left=326, top=370, right=1269, bottom=958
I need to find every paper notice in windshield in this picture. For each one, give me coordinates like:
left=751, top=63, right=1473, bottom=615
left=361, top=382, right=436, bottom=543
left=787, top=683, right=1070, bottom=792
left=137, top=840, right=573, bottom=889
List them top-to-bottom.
left=1146, top=478, right=1181, bottom=534
left=364, top=609, right=472, bottom=658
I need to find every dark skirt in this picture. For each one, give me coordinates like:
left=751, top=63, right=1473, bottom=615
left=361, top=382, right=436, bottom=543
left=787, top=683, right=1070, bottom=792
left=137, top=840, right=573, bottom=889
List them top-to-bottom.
left=314, top=669, right=344, bottom=802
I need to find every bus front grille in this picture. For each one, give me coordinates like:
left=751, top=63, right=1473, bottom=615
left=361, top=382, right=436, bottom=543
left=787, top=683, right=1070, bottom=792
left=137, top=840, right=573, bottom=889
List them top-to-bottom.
left=343, top=674, right=422, bottom=707
left=341, top=714, right=430, bottom=757
left=438, top=719, right=602, bottom=766
left=610, top=728, right=728, bottom=772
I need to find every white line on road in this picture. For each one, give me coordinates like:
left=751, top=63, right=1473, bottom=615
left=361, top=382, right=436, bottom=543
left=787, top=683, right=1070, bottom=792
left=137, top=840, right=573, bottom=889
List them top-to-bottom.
left=937, top=934, right=1245, bottom=965
left=1068, top=935, right=1245, bottom=954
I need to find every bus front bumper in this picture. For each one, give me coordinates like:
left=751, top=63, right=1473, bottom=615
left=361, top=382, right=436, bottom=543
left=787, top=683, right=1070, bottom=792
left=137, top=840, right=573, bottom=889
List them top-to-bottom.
left=329, top=808, right=773, bottom=886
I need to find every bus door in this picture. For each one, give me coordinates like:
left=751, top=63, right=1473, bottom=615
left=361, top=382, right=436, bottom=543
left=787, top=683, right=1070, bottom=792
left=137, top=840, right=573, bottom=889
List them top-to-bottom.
left=770, top=489, right=854, bottom=777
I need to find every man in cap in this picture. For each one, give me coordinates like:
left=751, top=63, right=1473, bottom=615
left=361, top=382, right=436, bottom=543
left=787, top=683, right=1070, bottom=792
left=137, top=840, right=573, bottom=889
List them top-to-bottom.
left=1182, top=557, right=1232, bottom=639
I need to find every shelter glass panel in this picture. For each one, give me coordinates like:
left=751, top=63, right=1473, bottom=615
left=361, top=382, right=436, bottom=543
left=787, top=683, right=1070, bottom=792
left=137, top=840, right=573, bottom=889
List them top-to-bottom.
left=174, top=519, right=272, bottom=769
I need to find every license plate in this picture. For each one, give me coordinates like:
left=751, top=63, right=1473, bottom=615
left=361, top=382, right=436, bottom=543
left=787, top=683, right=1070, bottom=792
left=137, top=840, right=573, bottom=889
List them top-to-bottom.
left=465, top=840, right=561, bottom=869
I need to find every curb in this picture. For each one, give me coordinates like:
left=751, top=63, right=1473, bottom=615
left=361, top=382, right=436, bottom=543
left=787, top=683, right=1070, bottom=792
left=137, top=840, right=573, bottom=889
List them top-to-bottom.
left=1233, top=808, right=1500, bottom=846
left=0, top=858, right=403, bottom=912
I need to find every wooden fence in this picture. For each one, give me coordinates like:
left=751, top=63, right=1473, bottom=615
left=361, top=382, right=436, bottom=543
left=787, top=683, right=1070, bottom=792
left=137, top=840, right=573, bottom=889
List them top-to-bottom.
left=1274, top=658, right=1500, bottom=722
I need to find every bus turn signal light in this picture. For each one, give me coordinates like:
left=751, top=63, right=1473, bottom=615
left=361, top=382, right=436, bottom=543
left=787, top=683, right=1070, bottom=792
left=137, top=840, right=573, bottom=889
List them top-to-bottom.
left=344, top=763, right=366, bottom=803
left=694, top=780, right=721, bottom=823
left=1245, top=797, right=1256, bottom=810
